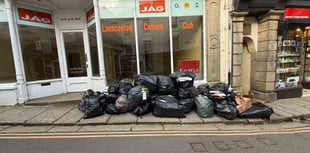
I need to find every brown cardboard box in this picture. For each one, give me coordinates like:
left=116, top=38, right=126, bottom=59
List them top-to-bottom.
left=235, top=95, right=252, bottom=113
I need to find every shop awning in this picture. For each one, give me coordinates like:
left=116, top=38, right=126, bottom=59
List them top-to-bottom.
left=284, top=8, right=310, bottom=19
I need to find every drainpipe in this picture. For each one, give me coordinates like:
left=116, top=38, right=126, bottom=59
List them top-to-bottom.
left=5, top=0, right=28, bottom=104
left=93, top=0, right=107, bottom=89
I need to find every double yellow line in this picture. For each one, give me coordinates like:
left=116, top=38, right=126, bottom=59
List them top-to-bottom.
left=0, top=126, right=310, bottom=139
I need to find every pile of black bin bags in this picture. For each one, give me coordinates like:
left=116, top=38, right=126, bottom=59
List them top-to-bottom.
left=78, top=71, right=274, bottom=120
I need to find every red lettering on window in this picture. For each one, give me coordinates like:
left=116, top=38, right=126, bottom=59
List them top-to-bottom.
left=139, top=0, right=165, bottom=13
left=18, top=8, right=52, bottom=25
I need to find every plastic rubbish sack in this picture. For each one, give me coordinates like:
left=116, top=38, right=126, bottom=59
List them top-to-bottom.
left=170, top=71, right=196, bottom=88
left=170, top=71, right=196, bottom=79
left=134, top=75, right=158, bottom=92
left=157, top=75, right=175, bottom=95
left=118, top=78, right=133, bottom=94
left=108, top=82, right=120, bottom=94
left=209, top=82, right=235, bottom=101
left=197, top=83, right=210, bottom=97
left=127, top=85, right=150, bottom=111
left=177, top=87, right=192, bottom=99
left=79, top=89, right=95, bottom=112
left=79, top=90, right=103, bottom=119
left=96, top=92, right=109, bottom=109
left=105, top=94, right=119, bottom=104
left=115, top=94, right=129, bottom=113
left=152, top=95, right=185, bottom=118
left=194, top=95, right=214, bottom=118
left=178, top=98, right=195, bottom=113
left=214, top=99, right=238, bottom=120
left=239, top=102, right=274, bottom=119
left=105, top=103, right=121, bottom=114
left=133, top=103, right=153, bottom=116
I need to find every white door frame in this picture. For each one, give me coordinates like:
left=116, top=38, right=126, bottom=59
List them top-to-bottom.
left=59, top=29, right=92, bottom=92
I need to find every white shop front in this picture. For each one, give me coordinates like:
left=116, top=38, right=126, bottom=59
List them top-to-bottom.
left=0, top=0, right=206, bottom=105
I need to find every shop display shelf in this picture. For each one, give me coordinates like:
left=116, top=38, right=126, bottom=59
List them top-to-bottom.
left=276, top=85, right=303, bottom=99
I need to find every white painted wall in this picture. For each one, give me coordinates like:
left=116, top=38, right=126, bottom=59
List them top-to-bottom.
left=0, top=83, right=17, bottom=105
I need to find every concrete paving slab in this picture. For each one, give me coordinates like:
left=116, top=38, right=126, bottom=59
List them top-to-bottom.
left=272, top=103, right=308, bottom=118
left=274, top=103, right=310, bottom=117
left=266, top=104, right=297, bottom=118
left=26, top=105, right=75, bottom=125
left=0, top=106, right=48, bottom=124
left=0, top=106, right=27, bottom=121
left=0, top=107, right=13, bottom=113
left=54, top=108, right=83, bottom=125
left=180, top=112, right=203, bottom=124
left=107, top=113, right=137, bottom=124
left=137, top=113, right=180, bottom=124
left=268, top=113, right=290, bottom=124
left=78, top=114, right=110, bottom=125
left=201, top=115, right=223, bottom=124
left=223, top=118, right=248, bottom=125
left=246, top=118, right=265, bottom=124
left=257, top=122, right=309, bottom=130
left=131, top=124, right=163, bottom=131
left=163, top=124, right=219, bottom=131
left=216, top=124, right=262, bottom=130
left=79, top=125, right=132, bottom=132
left=0, top=126, right=10, bottom=131
left=1, top=126, right=52, bottom=133
left=48, top=126, right=81, bottom=132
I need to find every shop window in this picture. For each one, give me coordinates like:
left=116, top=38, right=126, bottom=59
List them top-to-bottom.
left=172, top=16, right=203, bottom=79
left=137, top=17, right=171, bottom=75
left=101, top=19, right=137, bottom=84
left=0, top=22, right=16, bottom=83
left=88, top=24, right=99, bottom=77
left=276, top=24, right=302, bottom=89
left=19, top=25, right=60, bottom=81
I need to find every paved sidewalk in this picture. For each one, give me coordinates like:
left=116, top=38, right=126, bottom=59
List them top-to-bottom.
left=0, top=96, right=310, bottom=133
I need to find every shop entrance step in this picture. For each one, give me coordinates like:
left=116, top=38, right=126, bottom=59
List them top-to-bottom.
left=25, top=92, right=83, bottom=106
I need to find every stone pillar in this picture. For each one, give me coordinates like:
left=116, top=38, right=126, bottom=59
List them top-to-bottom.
left=206, top=0, right=221, bottom=82
left=251, top=10, right=284, bottom=102
left=231, top=12, right=248, bottom=92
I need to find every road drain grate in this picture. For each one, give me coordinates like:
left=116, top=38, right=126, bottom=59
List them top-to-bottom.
left=257, top=138, right=277, bottom=145
left=233, top=140, right=253, bottom=149
left=212, top=141, right=231, bottom=151
left=191, top=143, right=207, bottom=152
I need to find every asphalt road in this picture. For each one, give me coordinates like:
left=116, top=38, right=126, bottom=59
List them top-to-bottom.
left=0, top=131, right=310, bottom=153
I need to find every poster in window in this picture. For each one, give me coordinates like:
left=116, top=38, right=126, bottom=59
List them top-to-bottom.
left=0, top=0, right=8, bottom=22
left=99, top=0, right=134, bottom=19
left=171, top=0, right=203, bottom=17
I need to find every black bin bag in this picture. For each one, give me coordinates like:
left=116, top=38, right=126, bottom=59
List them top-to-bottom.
left=170, top=71, right=196, bottom=88
left=134, top=75, right=158, bottom=92
left=157, top=75, right=175, bottom=95
left=118, top=78, right=133, bottom=94
left=108, top=82, right=120, bottom=94
left=197, top=83, right=210, bottom=97
left=127, top=85, right=150, bottom=111
left=177, top=87, right=192, bottom=99
left=79, top=89, right=94, bottom=112
left=79, top=90, right=104, bottom=119
left=152, top=95, right=185, bottom=118
left=179, top=98, right=195, bottom=113
left=214, top=99, right=238, bottom=120
left=239, top=102, right=274, bottom=119
left=105, top=103, right=121, bottom=114
left=133, top=103, right=153, bottom=116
